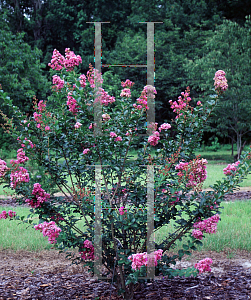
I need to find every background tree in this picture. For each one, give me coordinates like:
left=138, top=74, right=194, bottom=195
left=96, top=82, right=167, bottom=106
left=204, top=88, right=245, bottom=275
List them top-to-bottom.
left=0, top=9, right=50, bottom=149
left=184, top=16, right=251, bottom=159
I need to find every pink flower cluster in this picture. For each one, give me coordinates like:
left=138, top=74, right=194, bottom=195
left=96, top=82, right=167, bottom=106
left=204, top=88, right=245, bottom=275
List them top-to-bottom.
left=48, top=48, right=82, bottom=72
left=64, top=48, right=82, bottom=71
left=48, top=49, right=65, bottom=71
left=87, top=64, right=103, bottom=89
left=214, top=70, right=228, bottom=92
left=79, top=74, right=86, bottom=88
left=52, top=75, right=64, bottom=91
left=121, top=79, right=135, bottom=88
left=134, top=85, right=157, bottom=111
left=94, top=87, right=115, bottom=106
left=120, top=88, right=131, bottom=98
left=169, top=88, right=192, bottom=119
left=67, top=92, right=79, bottom=115
left=33, top=100, right=51, bottom=131
left=38, top=100, right=46, bottom=112
left=33, top=112, right=42, bottom=123
left=102, top=114, right=111, bottom=122
left=74, top=122, right=82, bottom=129
left=158, top=123, right=171, bottom=132
left=148, top=131, right=160, bottom=146
left=110, top=132, right=122, bottom=142
left=10, top=148, right=29, bottom=166
left=83, top=148, right=90, bottom=155
left=175, top=158, right=208, bottom=189
left=0, top=159, right=8, bottom=177
left=223, top=161, right=240, bottom=175
left=10, top=166, right=30, bottom=189
left=25, top=183, right=50, bottom=208
left=119, top=206, right=127, bottom=215
left=0, top=210, right=16, bottom=219
left=192, top=214, right=220, bottom=240
left=34, top=221, right=61, bottom=244
left=79, top=239, right=94, bottom=260
left=128, top=249, right=163, bottom=271
left=194, top=258, right=213, bottom=274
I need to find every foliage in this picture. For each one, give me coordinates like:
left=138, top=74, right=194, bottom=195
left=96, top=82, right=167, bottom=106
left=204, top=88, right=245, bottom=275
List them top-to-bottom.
left=0, top=11, right=50, bottom=115
left=184, top=16, right=251, bottom=159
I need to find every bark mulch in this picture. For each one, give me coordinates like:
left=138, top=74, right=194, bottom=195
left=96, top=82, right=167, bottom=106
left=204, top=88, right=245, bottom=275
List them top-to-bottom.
left=0, top=265, right=251, bottom=299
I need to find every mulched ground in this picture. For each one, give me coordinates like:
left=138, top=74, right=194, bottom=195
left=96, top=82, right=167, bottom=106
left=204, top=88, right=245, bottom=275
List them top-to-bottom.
left=1, top=190, right=251, bottom=299
left=1, top=265, right=251, bottom=299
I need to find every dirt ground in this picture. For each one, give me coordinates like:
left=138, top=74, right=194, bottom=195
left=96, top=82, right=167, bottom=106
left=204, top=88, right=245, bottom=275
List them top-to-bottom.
left=1, top=248, right=251, bottom=278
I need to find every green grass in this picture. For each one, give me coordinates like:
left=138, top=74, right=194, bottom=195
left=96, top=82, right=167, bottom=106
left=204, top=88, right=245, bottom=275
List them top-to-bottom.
left=1, top=145, right=250, bottom=195
left=1, top=199, right=251, bottom=253
left=155, top=200, right=251, bottom=252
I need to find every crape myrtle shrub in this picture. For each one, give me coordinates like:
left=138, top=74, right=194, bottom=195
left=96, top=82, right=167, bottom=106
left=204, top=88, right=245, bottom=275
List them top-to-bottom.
left=0, top=50, right=251, bottom=299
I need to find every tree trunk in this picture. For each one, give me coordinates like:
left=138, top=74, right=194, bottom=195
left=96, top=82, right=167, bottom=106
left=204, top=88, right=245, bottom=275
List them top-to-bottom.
left=234, top=137, right=246, bottom=162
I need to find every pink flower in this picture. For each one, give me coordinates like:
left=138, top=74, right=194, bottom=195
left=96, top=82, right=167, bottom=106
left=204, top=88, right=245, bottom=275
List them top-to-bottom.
left=48, top=48, right=82, bottom=72
left=64, top=48, right=82, bottom=71
left=48, top=49, right=65, bottom=71
left=87, top=64, right=103, bottom=89
left=214, top=70, right=228, bottom=92
left=79, top=74, right=86, bottom=88
left=52, top=75, right=64, bottom=91
left=121, top=79, right=134, bottom=88
left=94, top=87, right=115, bottom=106
left=120, top=88, right=131, bottom=98
left=169, top=88, right=191, bottom=118
left=67, top=92, right=79, bottom=115
left=38, top=100, right=46, bottom=113
left=197, top=101, right=202, bottom=106
left=33, top=112, right=42, bottom=123
left=102, top=114, right=110, bottom=121
left=74, top=122, right=82, bottom=129
left=89, top=123, right=96, bottom=129
left=158, top=123, right=171, bottom=132
left=37, top=124, right=41, bottom=129
left=45, top=126, right=50, bottom=131
left=126, top=130, right=132, bottom=136
left=148, top=131, right=160, bottom=146
left=110, top=132, right=117, bottom=138
left=115, top=136, right=122, bottom=142
left=12, top=148, right=29, bottom=165
left=83, top=148, right=90, bottom=155
left=175, top=158, right=208, bottom=189
left=0, top=159, right=9, bottom=177
left=223, top=161, right=240, bottom=175
left=10, top=166, right=30, bottom=189
left=25, top=183, right=50, bottom=208
left=119, top=206, right=127, bottom=215
left=0, top=209, right=17, bottom=219
left=0, top=210, right=8, bottom=219
left=8, top=210, right=16, bottom=218
left=193, top=214, right=220, bottom=234
left=34, top=221, right=61, bottom=244
left=191, top=229, right=204, bottom=240
left=79, top=239, right=95, bottom=260
left=128, top=249, right=163, bottom=270
left=194, top=258, right=213, bottom=274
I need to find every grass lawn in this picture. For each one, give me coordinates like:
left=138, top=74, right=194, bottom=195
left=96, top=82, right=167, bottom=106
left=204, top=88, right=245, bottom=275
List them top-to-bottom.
left=1, top=145, right=251, bottom=195
left=0, top=199, right=251, bottom=253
